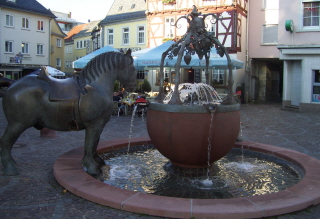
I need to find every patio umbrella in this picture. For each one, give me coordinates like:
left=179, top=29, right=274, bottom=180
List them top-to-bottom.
left=134, top=41, right=244, bottom=69
left=73, top=46, right=119, bottom=69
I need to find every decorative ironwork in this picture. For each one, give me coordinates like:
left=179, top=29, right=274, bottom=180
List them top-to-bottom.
left=155, top=5, right=237, bottom=105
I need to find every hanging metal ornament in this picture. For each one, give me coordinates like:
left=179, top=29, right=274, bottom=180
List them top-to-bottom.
left=184, top=52, right=192, bottom=65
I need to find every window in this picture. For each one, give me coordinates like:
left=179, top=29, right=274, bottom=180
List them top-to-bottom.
left=262, top=0, right=279, bottom=10
left=303, top=1, right=320, bottom=26
left=131, top=4, right=136, bottom=9
left=118, top=6, right=123, bottom=11
left=6, top=14, right=14, bottom=27
left=205, top=16, right=216, bottom=35
left=22, top=17, right=29, bottom=29
left=165, top=17, right=175, bottom=38
left=37, top=20, right=44, bottom=31
left=262, top=24, right=278, bottom=44
left=138, top=26, right=145, bottom=44
left=123, top=27, right=129, bottom=45
left=107, top=29, right=114, bottom=45
left=56, top=39, right=62, bottom=47
left=83, top=40, right=87, bottom=48
left=5, top=41, right=13, bottom=53
left=76, top=41, right=80, bottom=49
left=80, top=41, right=83, bottom=48
left=22, top=42, right=29, bottom=54
left=37, top=44, right=44, bottom=55
left=69, top=45, right=72, bottom=53
left=56, top=58, right=61, bottom=67
left=212, top=69, right=225, bottom=86
left=137, top=70, right=145, bottom=80
left=312, top=70, right=320, bottom=102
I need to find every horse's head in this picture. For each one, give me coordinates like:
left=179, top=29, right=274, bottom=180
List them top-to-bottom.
left=119, top=49, right=136, bottom=92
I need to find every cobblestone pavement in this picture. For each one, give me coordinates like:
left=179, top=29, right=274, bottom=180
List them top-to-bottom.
left=0, top=99, right=320, bottom=219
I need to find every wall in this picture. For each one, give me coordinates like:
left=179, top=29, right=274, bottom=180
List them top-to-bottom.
left=1, top=8, right=51, bottom=66
left=103, top=19, right=147, bottom=51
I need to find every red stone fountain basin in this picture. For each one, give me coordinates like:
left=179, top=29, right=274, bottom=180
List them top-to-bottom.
left=146, top=103, right=240, bottom=167
left=54, top=138, right=320, bottom=219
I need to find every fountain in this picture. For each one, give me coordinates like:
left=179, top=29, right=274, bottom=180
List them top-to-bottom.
left=147, top=5, right=239, bottom=168
left=53, top=6, right=320, bottom=219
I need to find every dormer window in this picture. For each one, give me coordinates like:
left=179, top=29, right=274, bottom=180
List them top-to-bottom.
left=131, top=4, right=136, bottom=9
left=118, top=6, right=123, bottom=11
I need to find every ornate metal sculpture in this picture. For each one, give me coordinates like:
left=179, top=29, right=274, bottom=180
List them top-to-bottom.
left=155, top=5, right=237, bottom=105
left=0, top=50, right=136, bottom=176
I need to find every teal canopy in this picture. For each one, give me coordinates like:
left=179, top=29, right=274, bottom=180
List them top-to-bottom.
left=134, top=41, right=244, bottom=69
left=73, top=46, right=119, bottom=69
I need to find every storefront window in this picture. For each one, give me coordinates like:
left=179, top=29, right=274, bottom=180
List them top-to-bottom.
left=212, top=69, right=225, bottom=86
left=312, top=70, right=320, bottom=102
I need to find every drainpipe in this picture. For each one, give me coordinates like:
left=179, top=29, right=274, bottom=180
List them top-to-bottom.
left=245, top=0, right=250, bottom=103
left=49, top=17, right=52, bottom=66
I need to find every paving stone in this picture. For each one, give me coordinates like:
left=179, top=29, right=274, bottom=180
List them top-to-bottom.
left=0, top=99, right=320, bottom=218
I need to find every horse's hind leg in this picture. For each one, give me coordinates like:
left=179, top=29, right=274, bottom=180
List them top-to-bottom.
left=0, top=123, right=28, bottom=175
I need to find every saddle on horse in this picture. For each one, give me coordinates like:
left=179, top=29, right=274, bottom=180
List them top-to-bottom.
left=37, top=67, right=86, bottom=131
left=37, top=70, right=83, bottom=101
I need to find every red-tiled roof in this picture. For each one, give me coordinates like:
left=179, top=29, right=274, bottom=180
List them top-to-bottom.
left=64, top=23, right=88, bottom=41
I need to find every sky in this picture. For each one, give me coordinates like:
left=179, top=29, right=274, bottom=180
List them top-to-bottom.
left=37, top=0, right=114, bottom=23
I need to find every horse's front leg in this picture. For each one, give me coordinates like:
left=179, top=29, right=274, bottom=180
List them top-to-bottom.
left=82, top=122, right=107, bottom=176
left=0, top=123, right=28, bottom=175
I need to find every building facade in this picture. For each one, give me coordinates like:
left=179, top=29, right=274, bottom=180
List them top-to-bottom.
left=0, top=0, right=55, bottom=78
left=100, top=0, right=147, bottom=52
left=145, top=0, right=248, bottom=94
left=248, top=0, right=320, bottom=112
left=278, top=0, right=320, bottom=112
left=50, top=19, right=66, bottom=72
left=64, top=23, right=87, bottom=75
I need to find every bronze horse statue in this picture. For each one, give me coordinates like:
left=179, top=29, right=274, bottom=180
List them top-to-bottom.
left=0, top=50, right=136, bottom=176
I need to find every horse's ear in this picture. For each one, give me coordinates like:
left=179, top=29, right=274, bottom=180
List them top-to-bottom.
left=125, top=49, right=132, bottom=57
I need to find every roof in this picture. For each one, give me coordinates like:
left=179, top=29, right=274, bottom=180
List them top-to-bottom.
left=0, top=0, right=55, bottom=17
left=107, top=0, right=146, bottom=15
left=100, top=10, right=146, bottom=25
left=73, top=20, right=101, bottom=39
left=64, top=23, right=88, bottom=41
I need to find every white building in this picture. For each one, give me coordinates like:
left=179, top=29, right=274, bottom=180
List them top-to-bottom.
left=0, top=0, right=55, bottom=78
left=248, top=0, right=320, bottom=112
left=278, top=0, right=320, bottom=112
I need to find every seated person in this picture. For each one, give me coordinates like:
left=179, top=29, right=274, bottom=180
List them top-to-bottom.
left=113, top=92, right=125, bottom=115
left=134, top=95, right=148, bottom=115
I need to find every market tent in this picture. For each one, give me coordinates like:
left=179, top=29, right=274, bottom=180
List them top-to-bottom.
left=134, top=41, right=244, bottom=69
left=73, top=46, right=119, bottom=69
left=132, top=47, right=153, bottom=58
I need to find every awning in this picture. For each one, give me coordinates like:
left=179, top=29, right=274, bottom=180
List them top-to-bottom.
left=134, top=41, right=244, bottom=69
left=73, top=46, right=119, bottom=69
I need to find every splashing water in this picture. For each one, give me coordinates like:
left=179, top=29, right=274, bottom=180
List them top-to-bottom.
left=163, top=83, right=222, bottom=105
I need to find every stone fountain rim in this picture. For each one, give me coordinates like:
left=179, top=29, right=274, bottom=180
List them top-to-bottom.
left=149, top=102, right=240, bottom=113
left=54, top=137, right=320, bottom=219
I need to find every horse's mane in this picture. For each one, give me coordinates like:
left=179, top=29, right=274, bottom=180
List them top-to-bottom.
left=77, top=51, right=133, bottom=88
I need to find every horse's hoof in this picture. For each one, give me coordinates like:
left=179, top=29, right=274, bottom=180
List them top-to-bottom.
left=94, top=155, right=105, bottom=167
left=87, top=168, right=102, bottom=177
